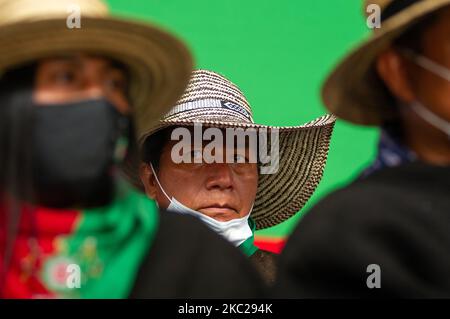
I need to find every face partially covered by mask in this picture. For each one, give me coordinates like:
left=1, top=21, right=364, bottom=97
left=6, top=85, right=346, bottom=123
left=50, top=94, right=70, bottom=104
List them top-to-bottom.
left=376, top=8, right=450, bottom=164
left=401, top=49, right=450, bottom=139
left=0, top=55, right=133, bottom=208
left=1, top=94, right=131, bottom=208
left=31, top=98, right=131, bottom=207
left=139, top=127, right=259, bottom=247
left=149, top=163, right=254, bottom=247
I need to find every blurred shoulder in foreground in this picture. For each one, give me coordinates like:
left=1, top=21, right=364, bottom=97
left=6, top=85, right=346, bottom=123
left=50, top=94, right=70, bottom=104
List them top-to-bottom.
left=276, top=162, right=450, bottom=298
left=130, top=211, right=267, bottom=298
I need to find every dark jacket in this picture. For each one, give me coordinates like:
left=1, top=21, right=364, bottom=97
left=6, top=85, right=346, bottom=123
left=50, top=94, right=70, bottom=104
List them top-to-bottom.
left=275, top=162, right=450, bottom=298
left=130, top=212, right=266, bottom=298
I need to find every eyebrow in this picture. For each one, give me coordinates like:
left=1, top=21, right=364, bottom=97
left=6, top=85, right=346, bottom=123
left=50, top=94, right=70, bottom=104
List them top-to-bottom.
left=43, top=54, right=128, bottom=72
left=42, top=55, right=81, bottom=67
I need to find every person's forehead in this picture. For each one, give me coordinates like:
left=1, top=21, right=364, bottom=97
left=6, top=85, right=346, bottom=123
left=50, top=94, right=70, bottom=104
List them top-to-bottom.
left=38, top=53, right=126, bottom=71
left=166, top=126, right=255, bottom=146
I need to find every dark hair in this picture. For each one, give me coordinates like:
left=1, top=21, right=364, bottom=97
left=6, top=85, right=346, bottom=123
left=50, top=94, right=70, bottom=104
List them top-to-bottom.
left=0, top=63, right=36, bottom=294
left=0, top=63, right=36, bottom=190
left=140, top=127, right=173, bottom=171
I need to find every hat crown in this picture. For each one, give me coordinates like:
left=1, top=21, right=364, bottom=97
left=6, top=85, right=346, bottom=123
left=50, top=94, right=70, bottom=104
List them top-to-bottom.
left=0, top=0, right=109, bottom=25
left=163, top=69, right=255, bottom=124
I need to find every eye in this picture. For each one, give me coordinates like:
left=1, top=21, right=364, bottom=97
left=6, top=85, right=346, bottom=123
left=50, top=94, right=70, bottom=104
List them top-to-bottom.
left=53, top=69, right=77, bottom=85
left=105, top=76, right=127, bottom=94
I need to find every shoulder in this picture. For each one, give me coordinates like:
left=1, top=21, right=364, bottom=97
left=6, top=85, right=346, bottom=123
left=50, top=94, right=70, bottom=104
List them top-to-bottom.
left=298, top=162, right=450, bottom=231
left=277, top=163, right=450, bottom=297
left=287, top=163, right=450, bottom=256
left=130, top=212, right=266, bottom=298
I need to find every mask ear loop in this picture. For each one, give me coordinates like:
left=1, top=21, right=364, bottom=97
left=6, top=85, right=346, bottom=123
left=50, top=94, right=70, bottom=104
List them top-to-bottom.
left=401, top=48, right=450, bottom=82
left=399, top=49, right=450, bottom=137
left=410, top=102, right=450, bottom=136
left=149, top=163, right=172, bottom=204
left=149, top=164, right=202, bottom=215
left=248, top=203, right=254, bottom=215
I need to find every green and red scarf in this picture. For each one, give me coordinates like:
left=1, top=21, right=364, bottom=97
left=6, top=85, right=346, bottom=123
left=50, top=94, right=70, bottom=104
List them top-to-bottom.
left=0, top=179, right=159, bottom=298
left=0, top=179, right=259, bottom=298
left=239, top=218, right=259, bottom=257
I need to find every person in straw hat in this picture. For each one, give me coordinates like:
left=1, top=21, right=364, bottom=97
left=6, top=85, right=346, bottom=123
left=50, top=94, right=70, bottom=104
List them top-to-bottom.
left=0, top=0, right=265, bottom=298
left=276, top=0, right=450, bottom=297
left=137, top=69, right=336, bottom=285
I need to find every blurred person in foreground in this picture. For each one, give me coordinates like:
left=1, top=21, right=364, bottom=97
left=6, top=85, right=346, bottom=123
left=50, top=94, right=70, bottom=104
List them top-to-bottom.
left=0, top=0, right=263, bottom=298
left=276, top=0, right=450, bottom=298
left=134, top=70, right=336, bottom=286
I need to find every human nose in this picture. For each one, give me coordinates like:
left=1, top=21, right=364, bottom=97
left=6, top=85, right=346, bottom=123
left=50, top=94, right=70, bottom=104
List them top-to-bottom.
left=204, top=163, right=234, bottom=191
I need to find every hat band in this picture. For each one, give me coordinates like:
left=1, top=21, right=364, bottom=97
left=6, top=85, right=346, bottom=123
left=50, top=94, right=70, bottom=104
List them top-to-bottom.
left=381, top=0, right=423, bottom=22
left=167, top=98, right=253, bottom=122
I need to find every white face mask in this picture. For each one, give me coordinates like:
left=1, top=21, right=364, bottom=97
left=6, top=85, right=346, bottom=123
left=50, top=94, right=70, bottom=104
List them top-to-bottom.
left=401, top=49, right=450, bottom=138
left=150, top=164, right=253, bottom=247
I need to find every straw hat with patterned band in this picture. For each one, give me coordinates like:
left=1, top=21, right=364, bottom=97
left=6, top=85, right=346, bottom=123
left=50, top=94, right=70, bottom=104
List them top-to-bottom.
left=0, top=0, right=193, bottom=137
left=322, top=0, right=450, bottom=126
left=137, top=70, right=336, bottom=230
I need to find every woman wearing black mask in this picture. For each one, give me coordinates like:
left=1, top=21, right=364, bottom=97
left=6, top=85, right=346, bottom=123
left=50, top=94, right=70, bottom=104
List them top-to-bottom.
left=0, top=0, right=264, bottom=299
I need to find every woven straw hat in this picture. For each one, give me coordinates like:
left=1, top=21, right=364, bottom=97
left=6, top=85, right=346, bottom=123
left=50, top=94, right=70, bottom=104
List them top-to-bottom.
left=0, top=0, right=193, bottom=137
left=322, top=0, right=450, bottom=126
left=137, top=70, right=336, bottom=230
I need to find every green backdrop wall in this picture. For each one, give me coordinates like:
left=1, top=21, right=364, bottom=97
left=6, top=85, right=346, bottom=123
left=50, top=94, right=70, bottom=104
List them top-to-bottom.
left=107, top=0, right=380, bottom=238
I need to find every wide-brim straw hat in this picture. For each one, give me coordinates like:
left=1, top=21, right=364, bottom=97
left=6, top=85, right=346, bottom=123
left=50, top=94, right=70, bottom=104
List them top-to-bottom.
left=0, top=0, right=193, bottom=137
left=322, top=0, right=450, bottom=126
left=136, top=70, right=336, bottom=230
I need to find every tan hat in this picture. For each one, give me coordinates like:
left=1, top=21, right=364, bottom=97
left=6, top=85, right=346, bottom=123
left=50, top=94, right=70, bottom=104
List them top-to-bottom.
left=0, top=0, right=193, bottom=137
left=322, top=0, right=450, bottom=126
left=137, top=70, right=336, bottom=230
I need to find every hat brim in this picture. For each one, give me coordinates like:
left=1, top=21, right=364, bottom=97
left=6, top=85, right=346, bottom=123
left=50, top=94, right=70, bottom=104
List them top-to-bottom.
left=321, top=0, right=450, bottom=126
left=0, top=16, right=193, bottom=136
left=132, top=114, right=336, bottom=230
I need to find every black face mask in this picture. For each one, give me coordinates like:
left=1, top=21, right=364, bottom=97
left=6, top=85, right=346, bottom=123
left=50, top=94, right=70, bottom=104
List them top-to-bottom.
left=0, top=90, right=131, bottom=208
left=29, top=99, right=131, bottom=208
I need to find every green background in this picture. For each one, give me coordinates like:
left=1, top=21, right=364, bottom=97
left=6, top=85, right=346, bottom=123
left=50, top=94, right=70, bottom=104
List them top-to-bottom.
left=107, top=0, right=380, bottom=238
